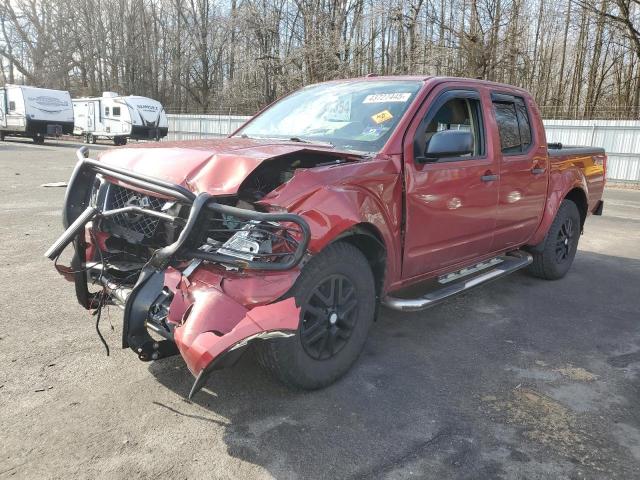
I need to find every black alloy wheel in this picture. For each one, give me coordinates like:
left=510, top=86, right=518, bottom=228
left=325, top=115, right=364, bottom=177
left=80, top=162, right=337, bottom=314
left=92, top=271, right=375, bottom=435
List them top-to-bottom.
left=527, top=199, right=581, bottom=280
left=555, top=216, right=575, bottom=263
left=255, top=242, right=376, bottom=390
left=300, top=274, right=358, bottom=360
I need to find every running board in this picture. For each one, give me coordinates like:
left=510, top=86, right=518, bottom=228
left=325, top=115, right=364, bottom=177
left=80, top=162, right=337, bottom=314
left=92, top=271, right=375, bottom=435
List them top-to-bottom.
left=382, top=252, right=532, bottom=312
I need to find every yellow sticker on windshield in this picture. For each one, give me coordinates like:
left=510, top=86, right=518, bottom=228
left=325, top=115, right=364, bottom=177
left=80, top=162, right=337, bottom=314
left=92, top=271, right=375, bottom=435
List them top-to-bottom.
left=371, top=110, right=393, bottom=124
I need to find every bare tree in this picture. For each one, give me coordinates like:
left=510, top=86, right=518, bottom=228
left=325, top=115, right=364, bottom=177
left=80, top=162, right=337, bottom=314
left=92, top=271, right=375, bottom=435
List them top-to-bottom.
left=1, top=0, right=639, bottom=118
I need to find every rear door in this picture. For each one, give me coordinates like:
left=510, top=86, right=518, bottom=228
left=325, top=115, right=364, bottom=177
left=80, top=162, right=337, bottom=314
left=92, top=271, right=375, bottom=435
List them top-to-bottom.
left=402, top=87, right=500, bottom=279
left=490, top=93, right=548, bottom=249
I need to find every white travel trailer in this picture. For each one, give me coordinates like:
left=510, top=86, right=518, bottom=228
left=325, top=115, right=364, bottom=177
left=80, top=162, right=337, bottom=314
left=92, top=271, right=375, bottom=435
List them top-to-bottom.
left=0, top=85, right=74, bottom=143
left=73, top=92, right=168, bottom=145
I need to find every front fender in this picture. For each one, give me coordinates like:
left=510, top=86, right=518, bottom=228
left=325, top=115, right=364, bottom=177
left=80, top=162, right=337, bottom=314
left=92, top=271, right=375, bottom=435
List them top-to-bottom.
left=261, top=159, right=403, bottom=289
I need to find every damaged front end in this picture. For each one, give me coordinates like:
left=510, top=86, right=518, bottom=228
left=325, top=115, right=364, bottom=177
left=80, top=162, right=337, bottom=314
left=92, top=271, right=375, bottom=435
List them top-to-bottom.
left=46, top=147, right=310, bottom=398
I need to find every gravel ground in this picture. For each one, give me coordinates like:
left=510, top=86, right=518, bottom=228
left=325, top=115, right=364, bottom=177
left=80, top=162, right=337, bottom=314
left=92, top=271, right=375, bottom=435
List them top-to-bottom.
left=1, top=138, right=639, bottom=479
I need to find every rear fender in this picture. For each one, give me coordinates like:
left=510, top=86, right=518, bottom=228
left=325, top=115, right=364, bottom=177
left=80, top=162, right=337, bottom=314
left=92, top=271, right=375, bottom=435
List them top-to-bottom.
left=528, top=167, right=588, bottom=248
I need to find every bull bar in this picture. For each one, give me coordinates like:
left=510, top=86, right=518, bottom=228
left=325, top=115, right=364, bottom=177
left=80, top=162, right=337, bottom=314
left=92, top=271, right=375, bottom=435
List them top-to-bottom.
left=45, top=146, right=311, bottom=271
left=44, top=147, right=311, bottom=373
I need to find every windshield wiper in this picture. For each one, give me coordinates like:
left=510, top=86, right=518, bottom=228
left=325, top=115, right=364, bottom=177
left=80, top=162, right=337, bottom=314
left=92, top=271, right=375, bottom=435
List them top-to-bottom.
left=289, top=137, right=334, bottom=147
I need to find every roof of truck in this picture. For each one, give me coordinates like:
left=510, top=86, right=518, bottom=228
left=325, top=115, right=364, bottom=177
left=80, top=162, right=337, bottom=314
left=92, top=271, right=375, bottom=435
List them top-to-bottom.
left=318, top=75, right=532, bottom=95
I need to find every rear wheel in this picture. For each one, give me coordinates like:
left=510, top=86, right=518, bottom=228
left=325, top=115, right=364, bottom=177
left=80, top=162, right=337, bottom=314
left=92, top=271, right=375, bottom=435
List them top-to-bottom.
left=32, top=134, right=45, bottom=144
left=527, top=200, right=581, bottom=280
left=256, top=242, right=376, bottom=389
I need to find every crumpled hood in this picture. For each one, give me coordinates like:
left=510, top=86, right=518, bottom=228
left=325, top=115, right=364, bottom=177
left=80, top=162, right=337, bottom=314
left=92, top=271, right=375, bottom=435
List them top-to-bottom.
left=97, top=138, right=338, bottom=196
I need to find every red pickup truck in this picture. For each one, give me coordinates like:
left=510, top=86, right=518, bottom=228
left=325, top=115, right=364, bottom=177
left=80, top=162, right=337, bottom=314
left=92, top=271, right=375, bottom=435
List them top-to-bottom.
left=46, top=76, right=606, bottom=398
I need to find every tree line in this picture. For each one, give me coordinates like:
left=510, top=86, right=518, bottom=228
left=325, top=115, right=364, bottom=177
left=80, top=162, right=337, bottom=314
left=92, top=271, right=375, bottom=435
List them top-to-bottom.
left=1, top=0, right=640, bottom=119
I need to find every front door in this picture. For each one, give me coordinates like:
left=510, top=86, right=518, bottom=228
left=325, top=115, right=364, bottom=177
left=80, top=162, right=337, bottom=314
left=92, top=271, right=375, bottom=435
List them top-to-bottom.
left=402, top=88, right=500, bottom=279
left=490, top=93, right=548, bottom=249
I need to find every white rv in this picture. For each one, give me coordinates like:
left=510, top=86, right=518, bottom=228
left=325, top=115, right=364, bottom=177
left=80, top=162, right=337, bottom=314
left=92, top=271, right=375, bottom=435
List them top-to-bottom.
left=0, top=85, right=74, bottom=143
left=73, top=92, right=168, bottom=145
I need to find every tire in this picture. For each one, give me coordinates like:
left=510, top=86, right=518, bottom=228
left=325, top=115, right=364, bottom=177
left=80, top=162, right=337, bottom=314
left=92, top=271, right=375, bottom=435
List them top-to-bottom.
left=0, top=132, right=5, bottom=141
left=88, top=133, right=96, bottom=144
left=33, top=135, right=45, bottom=144
left=527, top=200, right=581, bottom=280
left=256, top=242, right=376, bottom=389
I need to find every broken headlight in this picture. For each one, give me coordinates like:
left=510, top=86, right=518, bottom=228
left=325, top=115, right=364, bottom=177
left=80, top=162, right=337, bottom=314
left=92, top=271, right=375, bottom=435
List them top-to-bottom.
left=217, top=221, right=275, bottom=261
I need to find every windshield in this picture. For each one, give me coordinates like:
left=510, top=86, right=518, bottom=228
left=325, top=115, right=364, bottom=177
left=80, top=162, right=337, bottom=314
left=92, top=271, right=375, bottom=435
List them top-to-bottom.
left=235, top=80, right=423, bottom=152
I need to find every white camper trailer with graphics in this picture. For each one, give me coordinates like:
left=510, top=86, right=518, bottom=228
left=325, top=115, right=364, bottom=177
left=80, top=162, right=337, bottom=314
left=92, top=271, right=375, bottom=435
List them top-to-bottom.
left=0, top=85, right=74, bottom=143
left=72, top=92, right=168, bottom=145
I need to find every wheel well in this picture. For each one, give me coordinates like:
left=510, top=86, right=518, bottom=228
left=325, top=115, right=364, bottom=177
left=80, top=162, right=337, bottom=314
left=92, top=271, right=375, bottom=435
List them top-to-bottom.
left=564, top=187, right=588, bottom=229
left=335, top=225, right=386, bottom=299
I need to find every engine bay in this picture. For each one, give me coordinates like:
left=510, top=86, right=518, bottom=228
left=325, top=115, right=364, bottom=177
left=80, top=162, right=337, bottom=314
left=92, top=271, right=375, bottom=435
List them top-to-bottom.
left=87, top=150, right=351, bottom=282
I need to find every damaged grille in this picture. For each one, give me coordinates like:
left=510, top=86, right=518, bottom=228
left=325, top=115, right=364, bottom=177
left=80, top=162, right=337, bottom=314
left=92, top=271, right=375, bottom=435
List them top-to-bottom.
left=105, top=184, right=165, bottom=241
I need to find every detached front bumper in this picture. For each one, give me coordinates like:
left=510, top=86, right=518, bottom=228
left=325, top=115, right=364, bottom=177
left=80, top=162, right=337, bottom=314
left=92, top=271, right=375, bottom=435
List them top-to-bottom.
left=45, top=147, right=310, bottom=397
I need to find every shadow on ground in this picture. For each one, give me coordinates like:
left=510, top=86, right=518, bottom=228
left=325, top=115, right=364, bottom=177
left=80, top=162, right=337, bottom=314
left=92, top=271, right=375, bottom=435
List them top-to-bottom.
left=148, top=250, right=640, bottom=479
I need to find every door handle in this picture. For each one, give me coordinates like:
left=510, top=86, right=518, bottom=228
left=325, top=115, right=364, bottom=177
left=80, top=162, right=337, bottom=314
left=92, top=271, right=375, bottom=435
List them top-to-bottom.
left=531, top=167, right=545, bottom=175
left=481, top=173, right=499, bottom=182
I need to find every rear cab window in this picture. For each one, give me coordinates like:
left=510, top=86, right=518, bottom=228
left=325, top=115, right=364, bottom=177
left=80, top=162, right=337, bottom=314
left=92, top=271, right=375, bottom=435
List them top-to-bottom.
left=492, top=94, right=533, bottom=155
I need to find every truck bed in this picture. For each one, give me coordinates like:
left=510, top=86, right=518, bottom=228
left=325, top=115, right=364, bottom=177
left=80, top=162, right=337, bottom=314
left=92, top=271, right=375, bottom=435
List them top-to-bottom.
left=547, top=144, right=605, bottom=157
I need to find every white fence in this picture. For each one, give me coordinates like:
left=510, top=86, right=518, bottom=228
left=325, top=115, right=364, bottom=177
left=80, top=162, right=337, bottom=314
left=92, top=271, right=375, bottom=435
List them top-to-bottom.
left=167, top=114, right=251, bottom=141
left=167, top=115, right=640, bottom=182
left=543, top=120, right=640, bottom=182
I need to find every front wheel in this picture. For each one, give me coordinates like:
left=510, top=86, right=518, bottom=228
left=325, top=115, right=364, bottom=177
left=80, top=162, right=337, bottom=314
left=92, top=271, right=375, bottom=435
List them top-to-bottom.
left=527, top=199, right=581, bottom=280
left=256, top=242, right=376, bottom=389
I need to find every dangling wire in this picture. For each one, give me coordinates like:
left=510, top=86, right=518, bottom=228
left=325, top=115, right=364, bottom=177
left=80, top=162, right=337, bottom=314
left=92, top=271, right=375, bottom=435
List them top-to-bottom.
left=92, top=289, right=110, bottom=356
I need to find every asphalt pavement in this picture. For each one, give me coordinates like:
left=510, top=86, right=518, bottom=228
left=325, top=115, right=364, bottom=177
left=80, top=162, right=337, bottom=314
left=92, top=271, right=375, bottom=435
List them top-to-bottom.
left=1, top=138, right=639, bottom=479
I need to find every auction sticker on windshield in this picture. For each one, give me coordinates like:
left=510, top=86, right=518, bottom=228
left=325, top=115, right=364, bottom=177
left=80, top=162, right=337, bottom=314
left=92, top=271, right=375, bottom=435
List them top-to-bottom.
left=363, top=93, right=412, bottom=103
left=371, top=110, right=393, bottom=124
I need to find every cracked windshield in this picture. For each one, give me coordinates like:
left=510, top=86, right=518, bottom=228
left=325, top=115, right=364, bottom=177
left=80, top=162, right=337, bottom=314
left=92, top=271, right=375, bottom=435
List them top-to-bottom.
left=236, top=80, right=423, bottom=152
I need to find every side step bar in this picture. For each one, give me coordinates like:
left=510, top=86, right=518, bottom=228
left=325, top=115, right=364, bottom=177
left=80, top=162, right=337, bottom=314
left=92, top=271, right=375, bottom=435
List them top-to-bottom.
left=382, top=252, right=532, bottom=312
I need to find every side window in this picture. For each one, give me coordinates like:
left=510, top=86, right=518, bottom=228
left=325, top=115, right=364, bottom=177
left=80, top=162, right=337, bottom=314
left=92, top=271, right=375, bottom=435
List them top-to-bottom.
left=492, top=96, right=532, bottom=154
left=421, top=97, right=484, bottom=158
left=515, top=98, right=532, bottom=148
left=9, top=101, right=15, bottom=111
left=105, top=107, right=110, bottom=116
left=112, top=107, right=121, bottom=117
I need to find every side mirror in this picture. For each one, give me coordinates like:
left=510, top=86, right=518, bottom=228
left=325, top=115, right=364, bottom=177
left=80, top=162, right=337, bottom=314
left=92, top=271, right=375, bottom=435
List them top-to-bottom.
left=419, top=130, right=473, bottom=162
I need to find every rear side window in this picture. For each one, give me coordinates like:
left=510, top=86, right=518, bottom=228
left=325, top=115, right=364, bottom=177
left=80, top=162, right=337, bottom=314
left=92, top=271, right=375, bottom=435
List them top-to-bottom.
left=492, top=96, right=532, bottom=154
left=515, top=99, right=531, bottom=148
